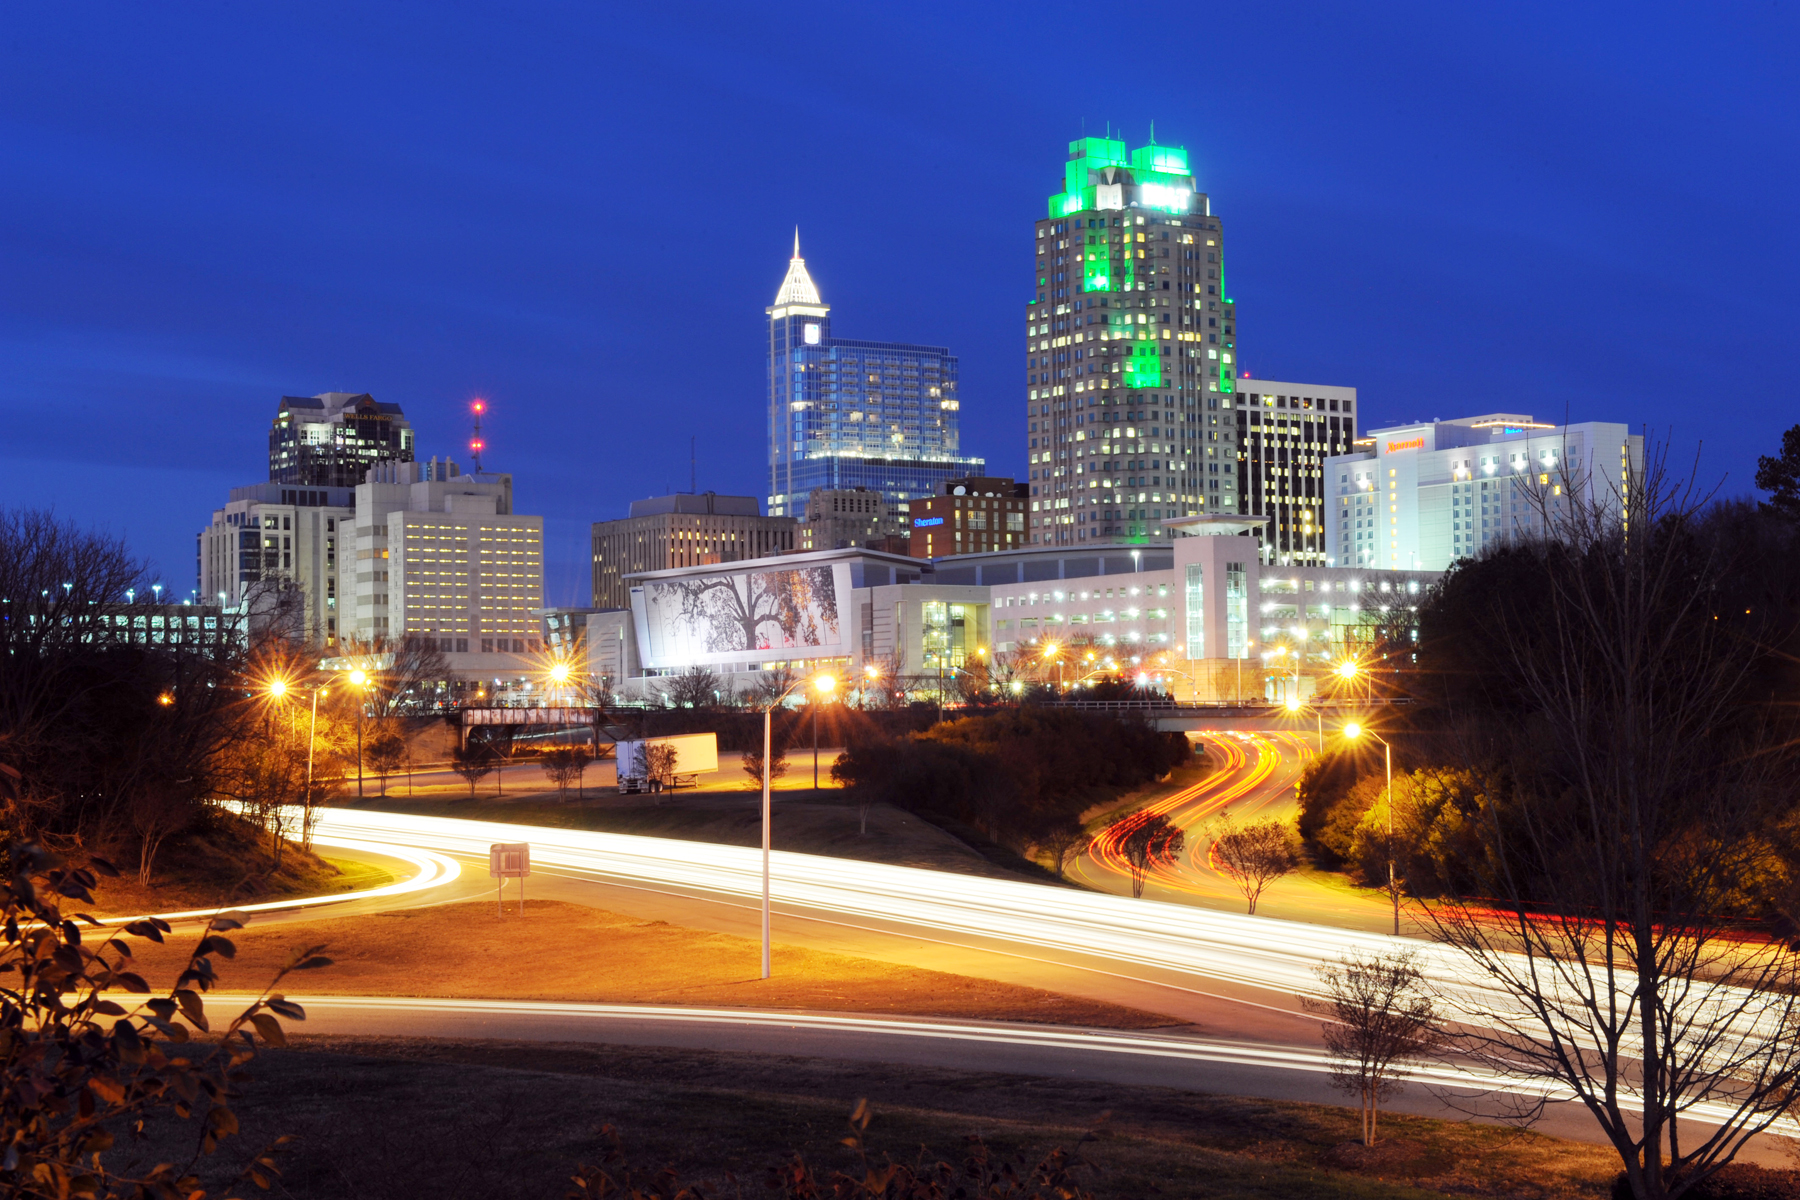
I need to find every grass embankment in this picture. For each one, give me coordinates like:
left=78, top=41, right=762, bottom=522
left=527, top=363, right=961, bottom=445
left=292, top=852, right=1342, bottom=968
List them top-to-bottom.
left=360, top=790, right=1030, bottom=878
left=91, top=812, right=395, bottom=917
left=120, top=899, right=1172, bottom=1027
left=157, top=1036, right=1626, bottom=1199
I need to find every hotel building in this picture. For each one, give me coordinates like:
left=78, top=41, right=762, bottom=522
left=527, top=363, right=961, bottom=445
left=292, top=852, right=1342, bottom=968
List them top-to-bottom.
left=1325, top=414, right=1644, bottom=571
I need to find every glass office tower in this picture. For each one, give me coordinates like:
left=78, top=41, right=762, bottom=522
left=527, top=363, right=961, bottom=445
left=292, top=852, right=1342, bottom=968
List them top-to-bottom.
left=1024, top=136, right=1239, bottom=546
left=766, top=234, right=983, bottom=517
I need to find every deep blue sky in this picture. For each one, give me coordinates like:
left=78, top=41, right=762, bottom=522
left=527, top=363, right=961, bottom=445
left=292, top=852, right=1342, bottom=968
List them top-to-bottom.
left=4, top=3, right=1796, bottom=603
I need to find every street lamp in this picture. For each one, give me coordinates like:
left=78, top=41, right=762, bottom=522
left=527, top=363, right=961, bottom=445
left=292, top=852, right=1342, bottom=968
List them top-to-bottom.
left=347, top=667, right=370, bottom=799
left=760, top=671, right=837, bottom=979
left=811, top=673, right=837, bottom=790
left=267, top=675, right=327, bottom=845
left=1286, top=694, right=1324, bottom=751
left=1343, top=721, right=1398, bottom=935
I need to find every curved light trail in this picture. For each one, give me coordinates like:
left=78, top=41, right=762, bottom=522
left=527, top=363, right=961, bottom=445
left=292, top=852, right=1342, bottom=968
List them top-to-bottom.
left=99, top=835, right=462, bottom=925
left=202, top=992, right=1782, bottom=1135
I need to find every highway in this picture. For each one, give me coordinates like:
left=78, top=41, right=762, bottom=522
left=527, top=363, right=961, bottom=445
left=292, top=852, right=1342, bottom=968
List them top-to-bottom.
left=1074, top=730, right=1412, bottom=932
left=273, top=806, right=1798, bottom=1153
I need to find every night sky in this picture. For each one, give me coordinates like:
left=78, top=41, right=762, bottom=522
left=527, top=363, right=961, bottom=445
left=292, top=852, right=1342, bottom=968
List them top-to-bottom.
left=4, top=3, right=1795, bottom=604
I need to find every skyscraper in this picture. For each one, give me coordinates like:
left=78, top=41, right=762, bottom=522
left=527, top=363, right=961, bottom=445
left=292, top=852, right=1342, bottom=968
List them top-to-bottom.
left=1024, top=136, right=1238, bottom=546
left=766, top=235, right=983, bottom=517
left=1234, top=379, right=1360, bottom=566
left=269, top=392, right=414, bottom=487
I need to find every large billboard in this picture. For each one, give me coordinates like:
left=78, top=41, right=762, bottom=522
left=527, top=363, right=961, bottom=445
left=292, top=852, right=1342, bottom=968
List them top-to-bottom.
left=631, top=562, right=851, bottom=669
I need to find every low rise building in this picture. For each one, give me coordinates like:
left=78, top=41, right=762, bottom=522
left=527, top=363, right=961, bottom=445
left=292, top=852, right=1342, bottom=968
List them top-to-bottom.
left=908, top=477, right=1029, bottom=559
left=797, top=487, right=909, bottom=552
left=590, top=493, right=797, bottom=610
left=983, top=517, right=1437, bottom=701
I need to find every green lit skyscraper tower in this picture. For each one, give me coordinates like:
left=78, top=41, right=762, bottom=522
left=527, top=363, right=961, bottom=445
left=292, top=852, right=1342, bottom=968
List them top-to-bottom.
left=1023, top=136, right=1239, bottom=546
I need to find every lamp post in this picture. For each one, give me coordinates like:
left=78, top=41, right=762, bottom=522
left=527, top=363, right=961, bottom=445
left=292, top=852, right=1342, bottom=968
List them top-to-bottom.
left=347, top=667, right=369, bottom=799
left=762, top=672, right=837, bottom=979
left=268, top=676, right=327, bottom=845
left=1286, top=695, right=1322, bottom=752
left=1344, top=721, right=1397, bottom=936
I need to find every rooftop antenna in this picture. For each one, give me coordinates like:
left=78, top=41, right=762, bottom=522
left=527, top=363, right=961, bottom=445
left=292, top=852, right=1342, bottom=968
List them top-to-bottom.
left=470, top=399, right=486, bottom=473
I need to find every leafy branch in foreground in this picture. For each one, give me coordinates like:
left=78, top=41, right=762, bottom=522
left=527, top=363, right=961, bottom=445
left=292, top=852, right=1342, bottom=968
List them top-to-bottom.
left=0, top=840, right=330, bottom=1199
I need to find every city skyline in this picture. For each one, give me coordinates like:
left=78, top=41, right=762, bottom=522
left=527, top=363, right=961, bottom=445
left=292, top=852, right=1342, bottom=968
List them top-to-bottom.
left=3, top=5, right=1794, bottom=601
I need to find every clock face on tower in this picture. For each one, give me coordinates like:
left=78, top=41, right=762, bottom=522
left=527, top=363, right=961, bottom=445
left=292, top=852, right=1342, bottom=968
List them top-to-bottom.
left=803, top=323, right=821, bottom=345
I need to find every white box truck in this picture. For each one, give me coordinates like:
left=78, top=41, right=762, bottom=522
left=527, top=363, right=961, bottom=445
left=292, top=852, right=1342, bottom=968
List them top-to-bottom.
left=614, top=733, right=719, bottom=793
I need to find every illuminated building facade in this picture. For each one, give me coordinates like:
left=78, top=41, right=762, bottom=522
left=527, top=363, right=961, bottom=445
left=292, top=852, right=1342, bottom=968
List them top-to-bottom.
left=1026, top=136, right=1238, bottom=548
left=767, top=234, right=983, bottom=517
left=1233, top=380, right=1361, bottom=566
left=269, top=392, right=414, bottom=487
left=1325, top=414, right=1644, bottom=572
left=353, top=460, right=544, bottom=666
left=908, top=477, right=1028, bottom=559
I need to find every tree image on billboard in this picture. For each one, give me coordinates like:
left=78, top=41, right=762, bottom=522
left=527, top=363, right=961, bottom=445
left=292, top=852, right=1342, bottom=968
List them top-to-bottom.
left=646, top=565, right=841, bottom=658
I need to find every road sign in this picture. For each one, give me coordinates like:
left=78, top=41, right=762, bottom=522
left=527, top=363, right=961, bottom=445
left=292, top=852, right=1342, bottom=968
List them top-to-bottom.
left=489, top=842, right=530, bottom=916
left=489, top=843, right=531, bottom=877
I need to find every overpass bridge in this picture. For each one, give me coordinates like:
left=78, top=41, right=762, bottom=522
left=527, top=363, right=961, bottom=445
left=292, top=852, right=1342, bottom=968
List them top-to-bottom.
left=1043, top=697, right=1410, bottom=735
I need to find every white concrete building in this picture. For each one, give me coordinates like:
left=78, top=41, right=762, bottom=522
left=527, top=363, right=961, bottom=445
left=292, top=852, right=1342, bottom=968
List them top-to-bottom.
left=1324, top=414, right=1644, bottom=571
left=353, top=460, right=543, bottom=673
left=197, top=483, right=356, bottom=646
left=984, top=517, right=1437, bottom=701
left=571, top=523, right=1437, bottom=705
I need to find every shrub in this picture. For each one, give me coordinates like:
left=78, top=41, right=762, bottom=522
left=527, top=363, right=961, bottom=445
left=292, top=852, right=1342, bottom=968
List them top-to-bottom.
left=0, top=839, right=327, bottom=1197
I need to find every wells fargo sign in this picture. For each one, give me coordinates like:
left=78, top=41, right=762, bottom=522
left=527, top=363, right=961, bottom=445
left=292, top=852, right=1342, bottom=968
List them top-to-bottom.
left=1386, top=437, right=1425, bottom=453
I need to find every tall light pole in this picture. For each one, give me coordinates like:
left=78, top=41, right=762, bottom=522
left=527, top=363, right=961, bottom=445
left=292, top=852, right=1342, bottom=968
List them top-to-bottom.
left=347, top=668, right=369, bottom=799
left=762, top=672, right=837, bottom=978
left=268, top=677, right=327, bottom=845
left=1286, top=695, right=1322, bottom=752
left=1344, top=721, right=1397, bottom=936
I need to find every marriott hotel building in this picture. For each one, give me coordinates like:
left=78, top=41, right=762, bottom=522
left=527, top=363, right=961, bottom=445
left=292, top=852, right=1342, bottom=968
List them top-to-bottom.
left=1324, top=413, right=1643, bottom=572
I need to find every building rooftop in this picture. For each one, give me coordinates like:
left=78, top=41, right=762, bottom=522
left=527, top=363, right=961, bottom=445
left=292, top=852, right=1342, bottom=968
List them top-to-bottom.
left=771, top=230, right=822, bottom=308
left=624, top=492, right=765, bottom=519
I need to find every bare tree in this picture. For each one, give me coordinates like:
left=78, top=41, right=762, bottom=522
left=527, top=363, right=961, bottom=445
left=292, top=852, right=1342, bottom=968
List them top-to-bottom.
left=1418, top=447, right=1800, bottom=1200
left=334, top=634, right=451, bottom=717
left=665, top=665, right=721, bottom=708
left=754, top=666, right=798, bottom=704
left=364, top=729, right=405, bottom=797
left=743, top=741, right=789, bottom=789
left=450, top=742, right=493, bottom=798
left=637, top=742, right=679, bottom=792
left=542, top=746, right=594, bottom=800
left=1110, top=811, right=1184, bottom=899
left=1211, top=816, right=1302, bottom=914
left=1035, top=817, right=1091, bottom=879
left=1301, top=951, right=1442, bottom=1147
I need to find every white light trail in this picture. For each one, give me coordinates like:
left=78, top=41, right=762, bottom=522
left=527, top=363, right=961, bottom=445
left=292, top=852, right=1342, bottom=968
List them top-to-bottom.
left=299, top=808, right=1800, bottom=1129
left=98, top=835, right=461, bottom=925
left=202, top=992, right=1785, bottom=1134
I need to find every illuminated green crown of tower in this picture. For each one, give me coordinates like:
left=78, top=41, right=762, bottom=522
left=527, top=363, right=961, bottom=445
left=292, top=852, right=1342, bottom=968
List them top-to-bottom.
left=1048, top=136, right=1194, bottom=219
